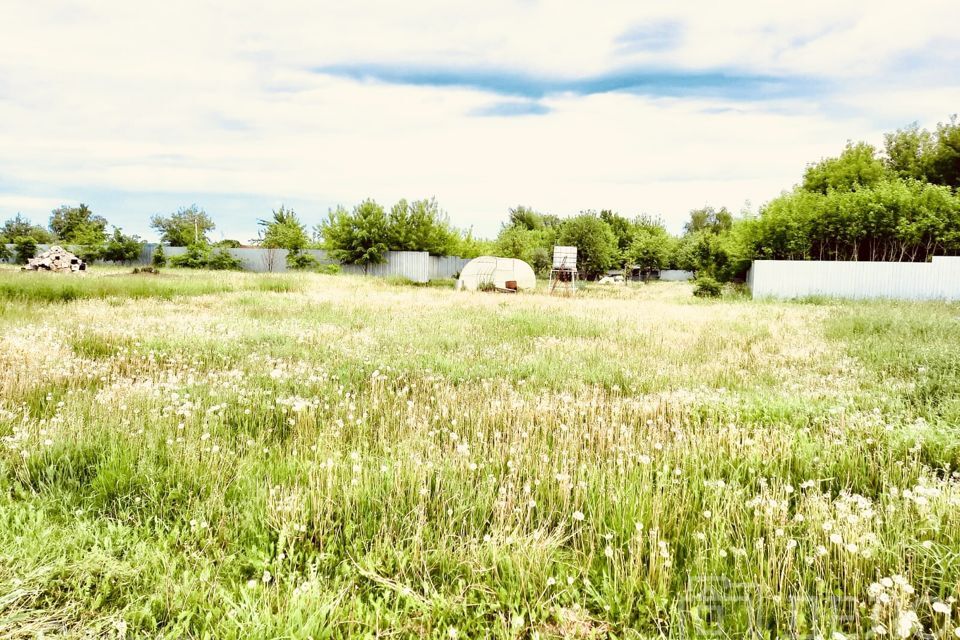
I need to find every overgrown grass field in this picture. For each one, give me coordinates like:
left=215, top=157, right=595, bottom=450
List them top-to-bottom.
left=0, top=266, right=958, bottom=638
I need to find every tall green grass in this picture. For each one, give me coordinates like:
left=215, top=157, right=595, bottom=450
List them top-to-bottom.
left=0, top=271, right=304, bottom=303
left=0, top=277, right=958, bottom=638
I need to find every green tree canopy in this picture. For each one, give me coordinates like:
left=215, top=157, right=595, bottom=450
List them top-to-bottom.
left=882, top=116, right=960, bottom=189
left=929, top=116, right=960, bottom=189
left=884, top=123, right=936, bottom=182
left=802, top=142, right=887, bottom=194
left=749, top=180, right=960, bottom=262
left=387, top=198, right=459, bottom=255
left=316, top=200, right=390, bottom=271
left=49, top=203, right=107, bottom=244
left=150, top=205, right=216, bottom=246
left=258, top=205, right=310, bottom=251
left=684, top=206, right=733, bottom=234
left=598, top=210, right=636, bottom=261
left=557, top=213, right=618, bottom=279
left=0, top=214, right=53, bottom=244
left=494, top=225, right=554, bottom=274
left=101, top=227, right=144, bottom=264
left=626, top=227, right=674, bottom=272
left=455, top=230, right=495, bottom=260
left=13, top=236, right=38, bottom=264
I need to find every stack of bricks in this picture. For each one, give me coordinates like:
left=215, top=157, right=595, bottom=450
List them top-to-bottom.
left=23, top=246, right=86, bottom=272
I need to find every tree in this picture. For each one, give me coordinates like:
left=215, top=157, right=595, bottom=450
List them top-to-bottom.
left=928, top=115, right=960, bottom=189
left=882, top=116, right=959, bottom=189
left=884, top=123, right=936, bottom=182
left=802, top=142, right=887, bottom=194
left=749, top=180, right=960, bottom=262
left=386, top=198, right=460, bottom=255
left=316, top=200, right=390, bottom=272
left=49, top=203, right=107, bottom=244
left=150, top=205, right=215, bottom=246
left=258, top=205, right=309, bottom=251
left=258, top=205, right=315, bottom=269
left=507, top=205, right=546, bottom=231
left=684, top=206, right=733, bottom=234
left=557, top=213, right=618, bottom=279
left=1, top=214, right=53, bottom=244
left=70, top=222, right=108, bottom=263
left=494, top=225, right=554, bottom=274
left=101, top=227, right=144, bottom=264
left=626, top=228, right=674, bottom=272
left=455, top=229, right=495, bottom=259
left=672, top=230, right=714, bottom=272
left=14, top=236, right=37, bottom=264
left=0, top=242, right=9, bottom=262
left=152, top=244, right=167, bottom=267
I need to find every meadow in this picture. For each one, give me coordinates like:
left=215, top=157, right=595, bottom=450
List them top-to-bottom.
left=0, top=266, right=958, bottom=639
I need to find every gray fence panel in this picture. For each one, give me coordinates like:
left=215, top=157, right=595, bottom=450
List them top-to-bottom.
left=4, top=244, right=463, bottom=282
left=162, top=247, right=335, bottom=273
left=341, top=251, right=431, bottom=282
left=430, top=255, right=469, bottom=279
left=750, top=258, right=960, bottom=301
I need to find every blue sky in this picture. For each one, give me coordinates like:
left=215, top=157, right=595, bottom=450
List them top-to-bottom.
left=0, top=1, right=957, bottom=241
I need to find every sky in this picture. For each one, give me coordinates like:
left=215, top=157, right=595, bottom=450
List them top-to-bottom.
left=1, top=1, right=958, bottom=242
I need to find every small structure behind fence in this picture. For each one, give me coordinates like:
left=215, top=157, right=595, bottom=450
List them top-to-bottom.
left=750, top=257, right=960, bottom=301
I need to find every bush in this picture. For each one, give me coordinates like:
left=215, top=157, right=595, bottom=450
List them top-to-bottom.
left=101, top=228, right=144, bottom=264
left=14, top=236, right=37, bottom=264
left=0, top=243, right=10, bottom=263
left=169, top=243, right=210, bottom=269
left=75, top=244, right=104, bottom=264
left=169, top=244, right=243, bottom=271
left=152, top=245, right=167, bottom=267
left=207, top=249, right=243, bottom=271
left=286, top=251, right=319, bottom=271
left=317, top=263, right=342, bottom=275
left=693, top=275, right=723, bottom=298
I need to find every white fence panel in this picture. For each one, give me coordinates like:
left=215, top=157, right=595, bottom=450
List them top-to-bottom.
left=750, top=259, right=960, bottom=301
left=658, top=270, right=694, bottom=281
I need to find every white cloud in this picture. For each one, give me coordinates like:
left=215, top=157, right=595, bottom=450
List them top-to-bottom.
left=0, top=1, right=956, bottom=240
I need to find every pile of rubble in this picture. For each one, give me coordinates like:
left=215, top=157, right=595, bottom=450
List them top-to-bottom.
left=22, top=246, right=86, bottom=273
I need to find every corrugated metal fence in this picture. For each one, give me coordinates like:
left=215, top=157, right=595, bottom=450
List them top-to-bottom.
left=3, top=243, right=467, bottom=283
left=161, top=246, right=464, bottom=282
left=162, top=246, right=336, bottom=273
left=340, top=251, right=429, bottom=282
left=430, top=255, right=470, bottom=280
left=750, top=257, right=960, bottom=301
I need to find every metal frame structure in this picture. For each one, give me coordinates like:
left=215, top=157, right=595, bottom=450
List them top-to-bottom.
left=549, top=246, right=578, bottom=295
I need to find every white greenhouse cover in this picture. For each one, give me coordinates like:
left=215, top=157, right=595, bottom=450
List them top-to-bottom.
left=456, top=256, right=536, bottom=291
